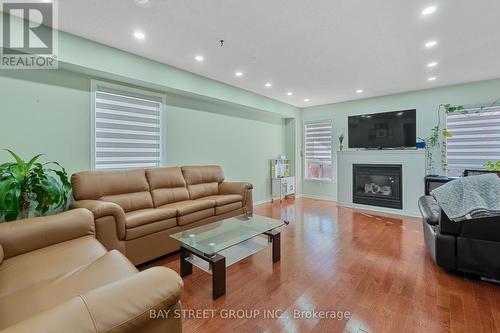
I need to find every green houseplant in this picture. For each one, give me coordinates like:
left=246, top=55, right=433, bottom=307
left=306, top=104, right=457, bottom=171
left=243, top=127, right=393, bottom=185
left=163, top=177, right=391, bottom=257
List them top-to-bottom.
left=0, top=150, right=71, bottom=221
left=485, top=160, right=500, bottom=171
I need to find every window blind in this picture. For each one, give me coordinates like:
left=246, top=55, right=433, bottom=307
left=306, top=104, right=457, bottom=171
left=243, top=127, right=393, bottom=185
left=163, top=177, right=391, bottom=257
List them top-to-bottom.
left=93, top=85, right=164, bottom=170
left=446, top=106, right=500, bottom=176
left=305, top=121, right=333, bottom=161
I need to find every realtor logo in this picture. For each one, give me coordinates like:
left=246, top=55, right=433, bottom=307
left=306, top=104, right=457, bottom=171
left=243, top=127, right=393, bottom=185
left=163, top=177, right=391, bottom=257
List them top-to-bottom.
left=0, top=0, right=58, bottom=69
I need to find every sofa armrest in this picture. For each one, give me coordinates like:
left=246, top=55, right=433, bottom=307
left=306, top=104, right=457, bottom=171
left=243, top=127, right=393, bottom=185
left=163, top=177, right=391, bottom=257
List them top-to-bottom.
left=219, top=182, right=254, bottom=213
left=418, top=195, right=440, bottom=226
left=71, top=200, right=127, bottom=241
left=0, top=209, right=95, bottom=260
left=1, top=267, right=183, bottom=333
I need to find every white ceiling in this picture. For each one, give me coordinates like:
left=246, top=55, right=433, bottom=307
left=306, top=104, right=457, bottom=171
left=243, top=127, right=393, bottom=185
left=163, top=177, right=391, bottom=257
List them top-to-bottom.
left=56, top=0, right=500, bottom=107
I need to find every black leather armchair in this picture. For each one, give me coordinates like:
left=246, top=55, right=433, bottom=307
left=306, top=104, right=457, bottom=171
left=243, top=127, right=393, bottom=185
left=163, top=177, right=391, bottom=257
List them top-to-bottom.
left=418, top=195, right=500, bottom=279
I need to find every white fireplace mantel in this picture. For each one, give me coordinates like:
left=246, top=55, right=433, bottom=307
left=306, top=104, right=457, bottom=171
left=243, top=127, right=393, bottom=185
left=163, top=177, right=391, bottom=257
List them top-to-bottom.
left=336, top=149, right=426, bottom=217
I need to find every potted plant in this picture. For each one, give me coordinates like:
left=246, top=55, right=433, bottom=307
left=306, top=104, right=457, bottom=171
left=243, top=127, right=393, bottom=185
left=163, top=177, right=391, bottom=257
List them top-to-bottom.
left=0, top=150, right=71, bottom=221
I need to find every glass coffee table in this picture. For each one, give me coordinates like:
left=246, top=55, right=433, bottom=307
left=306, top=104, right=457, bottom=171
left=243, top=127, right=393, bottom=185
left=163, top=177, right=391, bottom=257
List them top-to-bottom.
left=170, top=214, right=287, bottom=299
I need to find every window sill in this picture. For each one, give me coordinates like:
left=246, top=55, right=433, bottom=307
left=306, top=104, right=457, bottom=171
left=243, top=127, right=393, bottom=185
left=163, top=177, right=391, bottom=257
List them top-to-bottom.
left=303, top=178, right=336, bottom=184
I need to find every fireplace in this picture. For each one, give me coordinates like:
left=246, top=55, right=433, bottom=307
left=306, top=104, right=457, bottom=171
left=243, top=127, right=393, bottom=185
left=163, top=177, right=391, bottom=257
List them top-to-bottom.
left=352, top=164, right=402, bottom=209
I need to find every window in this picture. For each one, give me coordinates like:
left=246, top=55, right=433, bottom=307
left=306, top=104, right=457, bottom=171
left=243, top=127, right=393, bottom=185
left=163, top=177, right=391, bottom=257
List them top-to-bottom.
left=91, top=81, right=165, bottom=170
left=446, top=106, right=500, bottom=176
left=304, top=120, right=334, bottom=181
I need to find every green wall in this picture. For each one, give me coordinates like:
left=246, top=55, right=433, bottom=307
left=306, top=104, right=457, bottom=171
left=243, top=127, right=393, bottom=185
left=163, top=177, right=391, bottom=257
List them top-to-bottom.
left=0, top=69, right=287, bottom=203
left=301, top=78, right=500, bottom=200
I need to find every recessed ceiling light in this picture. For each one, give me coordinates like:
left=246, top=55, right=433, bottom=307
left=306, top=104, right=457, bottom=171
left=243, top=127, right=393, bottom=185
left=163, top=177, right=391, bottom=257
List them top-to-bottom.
left=134, top=0, right=151, bottom=8
left=422, top=6, right=437, bottom=15
left=133, top=31, right=145, bottom=40
left=425, top=40, right=437, bottom=48
left=194, top=55, right=204, bottom=62
left=427, top=61, right=438, bottom=68
left=235, top=71, right=243, bottom=77
left=428, top=76, right=437, bottom=81
left=265, top=82, right=272, bottom=88
left=356, top=89, right=363, bottom=94
left=287, top=92, right=293, bottom=96
left=304, top=98, right=310, bottom=102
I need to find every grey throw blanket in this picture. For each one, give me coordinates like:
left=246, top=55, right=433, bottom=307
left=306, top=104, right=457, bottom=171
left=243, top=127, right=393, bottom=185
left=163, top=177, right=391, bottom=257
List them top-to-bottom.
left=431, top=173, right=500, bottom=221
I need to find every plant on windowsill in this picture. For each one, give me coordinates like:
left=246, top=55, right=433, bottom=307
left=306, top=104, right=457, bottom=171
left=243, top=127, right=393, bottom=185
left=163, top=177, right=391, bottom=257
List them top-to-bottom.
left=419, top=98, right=500, bottom=175
left=338, top=133, right=344, bottom=151
left=0, top=150, right=71, bottom=222
left=485, top=160, right=500, bottom=171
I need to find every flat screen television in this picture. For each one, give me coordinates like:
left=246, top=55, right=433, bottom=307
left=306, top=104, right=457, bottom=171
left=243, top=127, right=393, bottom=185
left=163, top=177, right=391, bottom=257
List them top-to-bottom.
left=348, top=109, right=416, bottom=149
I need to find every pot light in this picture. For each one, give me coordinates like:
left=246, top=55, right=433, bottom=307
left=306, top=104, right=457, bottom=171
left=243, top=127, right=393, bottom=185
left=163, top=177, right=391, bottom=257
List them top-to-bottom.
left=134, top=0, right=151, bottom=8
left=422, top=6, right=437, bottom=16
left=133, top=31, right=145, bottom=40
left=425, top=40, right=437, bottom=48
left=194, top=55, right=204, bottom=62
left=427, top=61, right=438, bottom=68
left=235, top=71, right=243, bottom=77
left=428, top=76, right=437, bottom=81
left=265, top=82, right=272, bottom=88
left=356, top=89, right=363, bottom=94
left=286, top=92, right=293, bottom=96
left=304, top=98, right=310, bottom=102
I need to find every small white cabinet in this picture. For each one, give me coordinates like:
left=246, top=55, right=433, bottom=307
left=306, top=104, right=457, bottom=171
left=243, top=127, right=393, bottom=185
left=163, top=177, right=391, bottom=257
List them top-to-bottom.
left=271, top=176, right=296, bottom=202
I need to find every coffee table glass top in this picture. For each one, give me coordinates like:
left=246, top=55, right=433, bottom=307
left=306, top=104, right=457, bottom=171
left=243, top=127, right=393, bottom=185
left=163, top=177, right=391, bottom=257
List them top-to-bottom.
left=170, top=214, right=284, bottom=255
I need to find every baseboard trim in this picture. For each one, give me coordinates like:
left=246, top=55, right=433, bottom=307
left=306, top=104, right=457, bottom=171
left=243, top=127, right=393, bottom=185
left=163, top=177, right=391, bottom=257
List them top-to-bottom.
left=300, top=194, right=337, bottom=202
left=337, top=201, right=421, bottom=218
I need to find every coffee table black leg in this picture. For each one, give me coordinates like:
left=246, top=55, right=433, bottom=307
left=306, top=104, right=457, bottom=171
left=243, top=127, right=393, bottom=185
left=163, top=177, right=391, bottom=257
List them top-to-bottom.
left=265, top=230, right=281, bottom=263
left=180, top=246, right=192, bottom=277
left=211, top=254, right=226, bottom=299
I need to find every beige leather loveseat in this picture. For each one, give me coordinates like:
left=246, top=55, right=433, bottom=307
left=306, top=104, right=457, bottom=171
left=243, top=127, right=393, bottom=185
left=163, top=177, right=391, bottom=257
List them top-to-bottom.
left=71, top=165, right=253, bottom=265
left=0, top=209, right=182, bottom=333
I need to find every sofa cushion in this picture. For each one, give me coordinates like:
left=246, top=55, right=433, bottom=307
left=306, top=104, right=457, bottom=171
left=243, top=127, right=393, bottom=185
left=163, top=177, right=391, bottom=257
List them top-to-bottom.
left=181, top=166, right=224, bottom=199
left=146, top=167, right=190, bottom=206
left=71, top=169, right=150, bottom=200
left=101, top=191, right=154, bottom=212
left=199, top=194, right=243, bottom=206
left=159, top=199, right=215, bottom=216
left=216, top=202, right=243, bottom=215
left=125, top=208, right=177, bottom=229
left=177, top=208, right=215, bottom=226
left=125, top=219, right=177, bottom=240
left=0, top=236, right=106, bottom=299
left=0, top=250, right=137, bottom=330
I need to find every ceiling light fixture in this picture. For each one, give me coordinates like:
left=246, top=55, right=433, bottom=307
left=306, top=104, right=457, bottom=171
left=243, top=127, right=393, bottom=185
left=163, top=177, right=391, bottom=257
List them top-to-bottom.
left=134, top=0, right=151, bottom=8
left=422, top=6, right=437, bottom=16
left=133, top=31, right=145, bottom=40
left=425, top=40, right=437, bottom=48
left=194, top=55, right=204, bottom=62
left=427, top=61, right=438, bottom=68
left=235, top=71, right=243, bottom=77
left=428, top=76, right=437, bottom=81
left=265, top=82, right=272, bottom=87
left=356, top=89, right=363, bottom=94
left=287, top=92, right=293, bottom=96
left=304, top=98, right=310, bottom=102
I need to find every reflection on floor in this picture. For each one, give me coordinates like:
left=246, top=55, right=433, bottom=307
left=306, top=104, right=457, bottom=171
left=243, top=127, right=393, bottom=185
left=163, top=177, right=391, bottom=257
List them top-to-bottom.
left=148, top=198, right=500, bottom=333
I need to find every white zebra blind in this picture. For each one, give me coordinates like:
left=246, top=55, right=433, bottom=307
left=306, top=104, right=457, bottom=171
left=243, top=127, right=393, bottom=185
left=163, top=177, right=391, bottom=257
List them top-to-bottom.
left=92, top=83, right=164, bottom=170
left=446, top=106, right=500, bottom=177
left=304, top=120, right=334, bottom=181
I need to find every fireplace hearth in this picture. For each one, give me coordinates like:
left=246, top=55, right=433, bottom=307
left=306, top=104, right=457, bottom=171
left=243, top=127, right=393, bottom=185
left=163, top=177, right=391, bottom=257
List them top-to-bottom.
left=353, top=164, right=402, bottom=209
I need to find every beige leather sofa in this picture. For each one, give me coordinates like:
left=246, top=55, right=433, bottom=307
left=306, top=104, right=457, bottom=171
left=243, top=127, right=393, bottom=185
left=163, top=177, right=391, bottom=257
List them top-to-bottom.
left=71, top=165, right=253, bottom=265
left=0, top=209, right=183, bottom=333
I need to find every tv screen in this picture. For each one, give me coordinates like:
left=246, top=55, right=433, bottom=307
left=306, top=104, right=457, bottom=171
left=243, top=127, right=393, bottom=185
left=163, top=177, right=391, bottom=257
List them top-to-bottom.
left=348, top=109, right=416, bottom=149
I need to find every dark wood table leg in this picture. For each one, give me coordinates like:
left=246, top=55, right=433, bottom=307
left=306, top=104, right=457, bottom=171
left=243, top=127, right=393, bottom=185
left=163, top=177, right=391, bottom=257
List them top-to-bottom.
left=265, top=230, right=281, bottom=263
left=180, top=246, right=192, bottom=277
left=211, top=254, right=226, bottom=299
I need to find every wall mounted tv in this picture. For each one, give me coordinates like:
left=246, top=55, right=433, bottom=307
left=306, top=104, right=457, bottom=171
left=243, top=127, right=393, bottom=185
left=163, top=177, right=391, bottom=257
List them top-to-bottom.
left=348, top=109, right=416, bottom=149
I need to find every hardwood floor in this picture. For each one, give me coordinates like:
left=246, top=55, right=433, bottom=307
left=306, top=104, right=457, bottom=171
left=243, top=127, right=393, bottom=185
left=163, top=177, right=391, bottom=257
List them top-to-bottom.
left=147, top=198, right=500, bottom=333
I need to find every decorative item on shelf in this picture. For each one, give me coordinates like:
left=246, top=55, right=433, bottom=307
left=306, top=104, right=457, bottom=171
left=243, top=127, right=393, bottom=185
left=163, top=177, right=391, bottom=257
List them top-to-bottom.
left=338, top=133, right=344, bottom=151
left=416, top=140, right=426, bottom=149
left=0, top=150, right=71, bottom=221
left=271, top=157, right=295, bottom=202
